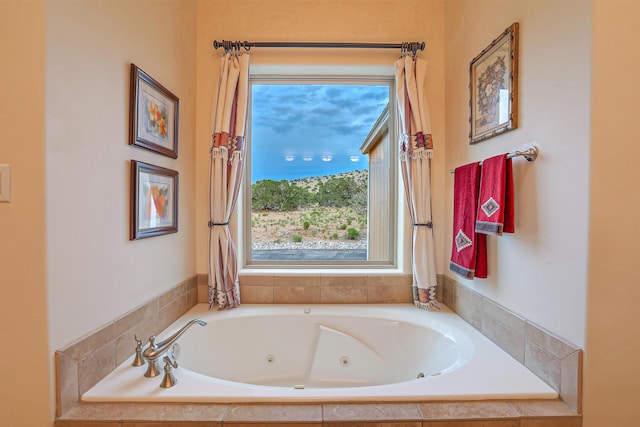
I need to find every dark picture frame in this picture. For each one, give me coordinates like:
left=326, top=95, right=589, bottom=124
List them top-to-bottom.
left=469, top=22, right=519, bottom=144
left=129, top=64, right=179, bottom=158
left=130, top=160, right=178, bottom=240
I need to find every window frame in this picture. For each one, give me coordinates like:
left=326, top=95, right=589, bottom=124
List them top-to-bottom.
left=241, top=73, right=399, bottom=270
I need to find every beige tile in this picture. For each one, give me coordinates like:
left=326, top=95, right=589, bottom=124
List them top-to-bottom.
left=197, top=273, right=208, bottom=286
left=366, top=274, right=412, bottom=287
left=239, top=275, right=274, bottom=286
left=274, top=275, right=322, bottom=287
left=321, top=275, right=367, bottom=287
left=443, top=275, right=457, bottom=296
left=187, top=283, right=199, bottom=307
left=198, top=283, right=209, bottom=303
left=453, top=283, right=483, bottom=329
left=158, top=284, right=186, bottom=310
left=321, top=284, right=367, bottom=303
left=240, top=285, right=274, bottom=303
left=274, top=285, right=321, bottom=303
left=367, top=285, right=413, bottom=303
left=442, top=286, right=455, bottom=309
left=157, top=295, right=191, bottom=330
left=482, top=299, right=526, bottom=335
left=114, top=301, right=158, bottom=337
left=481, top=313, right=525, bottom=363
left=525, top=322, right=578, bottom=359
left=63, top=323, right=116, bottom=360
left=115, top=331, right=137, bottom=367
left=77, top=341, right=117, bottom=395
left=524, top=341, right=561, bottom=391
left=561, top=350, right=583, bottom=413
left=55, top=351, right=78, bottom=417
left=508, top=399, right=578, bottom=417
left=418, top=401, right=518, bottom=420
left=58, top=402, right=135, bottom=420
left=125, top=403, right=227, bottom=421
left=323, top=403, right=422, bottom=421
left=224, top=404, right=322, bottom=423
left=519, top=418, right=582, bottom=427
left=426, top=421, right=519, bottom=427
left=55, top=422, right=121, bottom=427
left=126, top=423, right=221, bottom=427
left=326, top=423, right=420, bottom=427
left=227, top=424, right=320, bottom=427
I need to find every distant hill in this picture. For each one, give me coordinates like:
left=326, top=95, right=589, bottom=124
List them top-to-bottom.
left=290, top=169, right=368, bottom=194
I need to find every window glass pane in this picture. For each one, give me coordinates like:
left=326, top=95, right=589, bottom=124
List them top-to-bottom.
left=247, top=80, right=393, bottom=266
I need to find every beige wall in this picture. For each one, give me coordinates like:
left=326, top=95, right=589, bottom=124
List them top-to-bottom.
left=44, top=0, right=197, bottom=424
left=46, top=0, right=197, bottom=354
left=194, top=0, right=446, bottom=275
left=444, top=0, right=591, bottom=348
left=584, top=0, right=640, bottom=425
left=0, top=2, right=51, bottom=426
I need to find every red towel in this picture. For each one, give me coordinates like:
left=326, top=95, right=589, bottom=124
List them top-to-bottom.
left=475, top=154, right=514, bottom=236
left=450, top=163, right=487, bottom=279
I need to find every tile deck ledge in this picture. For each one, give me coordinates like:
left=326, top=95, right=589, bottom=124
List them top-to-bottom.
left=55, top=398, right=581, bottom=426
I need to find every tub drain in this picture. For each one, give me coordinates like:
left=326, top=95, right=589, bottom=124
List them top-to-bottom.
left=265, top=354, right=276, bottom=365
left=339, top=356, right=351, bottom=367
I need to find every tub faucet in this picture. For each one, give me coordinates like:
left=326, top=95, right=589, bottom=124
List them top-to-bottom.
left=142, top=318, right=207, bottom=378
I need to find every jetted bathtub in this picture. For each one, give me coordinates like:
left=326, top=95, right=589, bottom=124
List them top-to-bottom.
left=83, top=304, right=558, bottom=402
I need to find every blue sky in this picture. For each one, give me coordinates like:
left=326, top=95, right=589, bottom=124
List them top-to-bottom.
left=250, top=84, right=389, bottom=183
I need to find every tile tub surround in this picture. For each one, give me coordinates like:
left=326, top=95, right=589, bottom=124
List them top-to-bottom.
left=56, top=273, right=581, bottom=424
left=199, top=273, right=433, bottom=304
left=55, top=275, right=198, bottom=417
left=442, top=275, right=583, bottom=414
left=55, top=399, right=581, bottom=426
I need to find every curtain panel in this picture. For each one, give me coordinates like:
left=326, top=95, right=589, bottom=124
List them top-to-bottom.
left=208, top=53, right=250, bottom=310
left=394, top=55, right=439, bottom=310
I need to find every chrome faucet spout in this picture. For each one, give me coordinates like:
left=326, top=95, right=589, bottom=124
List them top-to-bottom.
left=142, top=319, right=206, bottom=377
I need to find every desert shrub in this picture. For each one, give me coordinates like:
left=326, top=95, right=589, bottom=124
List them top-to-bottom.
left=252, top=179, right=311, bottom=211
left=303, top=221, right=310, bottom=230
left=338, top=224, right=347, bottom=230
left=346, top=227, right=360, bottom=240
left=331, top=233, right=339, bottom=240
left=292, top=234, right=303, bottom=243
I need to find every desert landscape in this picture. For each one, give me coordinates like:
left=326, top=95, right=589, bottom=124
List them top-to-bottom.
left=251, top=170, right=368, bottom=248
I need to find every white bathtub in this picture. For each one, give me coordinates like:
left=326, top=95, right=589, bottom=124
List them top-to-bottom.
left=83, top=304, right=558, bottom=402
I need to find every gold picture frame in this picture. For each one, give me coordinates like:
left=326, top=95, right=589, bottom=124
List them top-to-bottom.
left=469, top=22, right=519, bottom=144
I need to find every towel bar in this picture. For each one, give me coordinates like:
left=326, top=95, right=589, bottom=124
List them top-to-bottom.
left=450, top=146, right=538, bottom=173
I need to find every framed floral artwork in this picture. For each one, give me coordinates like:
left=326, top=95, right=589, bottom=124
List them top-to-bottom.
left=469, top=23, right=519, bottom=144
left=129, top=64, right=179, bottom=158
left=130, top=160, right=178, bottom=240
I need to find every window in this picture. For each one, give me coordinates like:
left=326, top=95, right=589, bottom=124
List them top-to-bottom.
left=243, top=75, right=396, bottom=268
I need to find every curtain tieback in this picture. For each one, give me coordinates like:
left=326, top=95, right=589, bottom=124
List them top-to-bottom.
left=208, top=221, right=230, bottom=228
left=412, top=222, right=433, bottom=229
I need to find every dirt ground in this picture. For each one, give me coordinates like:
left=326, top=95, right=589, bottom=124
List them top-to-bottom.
left=251, top=207, right=367, bottom=244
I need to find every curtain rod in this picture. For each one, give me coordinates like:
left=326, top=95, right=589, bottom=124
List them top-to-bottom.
left=212, top=40, right=425, bottom=53
left=449, top=146, right=539, bottom=174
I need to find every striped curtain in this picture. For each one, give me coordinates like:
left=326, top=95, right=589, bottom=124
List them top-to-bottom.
left=208, top=53, right=250, bottom=310
left=394, top=55, right=439, bottom=310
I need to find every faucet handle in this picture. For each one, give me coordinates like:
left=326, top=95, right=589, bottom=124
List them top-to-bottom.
left=131, top=335, right=146, bottom=367
left=148, top=335, right=157, bottom=348
left=160, top=356, right=179, bottom=388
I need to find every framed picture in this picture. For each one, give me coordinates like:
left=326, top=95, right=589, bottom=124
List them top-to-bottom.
left=469, top=22, right=519, bottom=144
left=129, top=64, right=179, bottom=158
left=130, top=160, right=178, bottom=240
